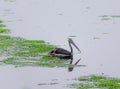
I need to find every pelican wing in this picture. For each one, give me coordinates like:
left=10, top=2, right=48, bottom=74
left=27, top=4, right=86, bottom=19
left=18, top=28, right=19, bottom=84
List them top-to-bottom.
left=49, top=48, right=71, bottom=59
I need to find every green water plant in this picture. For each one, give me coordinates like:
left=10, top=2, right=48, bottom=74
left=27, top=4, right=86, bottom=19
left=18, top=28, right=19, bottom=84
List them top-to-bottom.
left=100, top=15, right=120, bottom=21
left=0, top=20, right=70, bottom=67
left=0, top=21, right=10, bottom=33
left=70, top=75, right=120, bottom=89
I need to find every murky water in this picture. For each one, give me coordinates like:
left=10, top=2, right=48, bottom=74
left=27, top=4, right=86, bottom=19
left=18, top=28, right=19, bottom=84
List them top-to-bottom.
left=0, top=0, right=120, bottom=89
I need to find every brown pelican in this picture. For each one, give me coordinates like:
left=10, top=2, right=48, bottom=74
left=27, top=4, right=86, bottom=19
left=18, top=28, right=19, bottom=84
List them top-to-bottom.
left=49, top=38, right=81, bottom=64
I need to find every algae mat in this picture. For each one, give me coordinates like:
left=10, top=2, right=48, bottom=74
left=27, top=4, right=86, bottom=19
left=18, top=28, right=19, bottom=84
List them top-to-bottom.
left=0, top=20, right=69, bottom=67
left=70, top=75, right=120, bottom=89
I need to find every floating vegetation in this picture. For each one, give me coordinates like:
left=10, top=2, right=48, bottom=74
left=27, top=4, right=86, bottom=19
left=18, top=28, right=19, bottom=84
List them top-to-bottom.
left=99, top=15, right=120, bottom=20
left=99, top=15, right=110, bottom=21
left=111, top=15, right=120, bottom=18
left=101, top=18, right=110, bottom=21
left=0, top=20, right=70, bottom=67
left=0, top=21, right=10, bottom=33
left=70, top=75, right=120, bottom=89
left=38, top=82, right=58, bottom=86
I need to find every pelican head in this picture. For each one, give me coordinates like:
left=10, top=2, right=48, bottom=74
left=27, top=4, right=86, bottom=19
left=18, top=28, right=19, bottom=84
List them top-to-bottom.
left=68, top=38, right=81, bottom=53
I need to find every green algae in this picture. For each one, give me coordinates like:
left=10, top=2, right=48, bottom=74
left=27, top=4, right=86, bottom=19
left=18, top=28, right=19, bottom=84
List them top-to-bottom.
left=100, top=15, right=120, bottom=21
left=0, top=20, right=69, bottom=67
left=0, top=21, right=10, bottom=34
left=70, top=75, right=120, bottom=89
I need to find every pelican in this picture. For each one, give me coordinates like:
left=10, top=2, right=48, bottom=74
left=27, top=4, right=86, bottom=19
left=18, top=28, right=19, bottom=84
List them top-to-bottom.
left=48, top=38, right=81, bottom=64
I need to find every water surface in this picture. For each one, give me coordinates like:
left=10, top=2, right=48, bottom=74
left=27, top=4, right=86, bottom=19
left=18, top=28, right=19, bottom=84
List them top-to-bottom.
left=0, top=0, right=120, bottom=89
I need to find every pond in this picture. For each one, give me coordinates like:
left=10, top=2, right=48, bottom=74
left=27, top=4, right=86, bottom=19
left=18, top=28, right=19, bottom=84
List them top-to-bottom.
left=0, top=0, right=120, bottom=89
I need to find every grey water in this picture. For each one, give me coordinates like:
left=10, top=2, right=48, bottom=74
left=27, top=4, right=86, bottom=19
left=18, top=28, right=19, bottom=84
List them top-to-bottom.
left=0, top=0, right=120, bottom=89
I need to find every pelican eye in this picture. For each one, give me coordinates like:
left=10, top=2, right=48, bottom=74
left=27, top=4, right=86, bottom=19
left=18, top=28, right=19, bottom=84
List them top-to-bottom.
left=50, top=50, right=54, bottom=54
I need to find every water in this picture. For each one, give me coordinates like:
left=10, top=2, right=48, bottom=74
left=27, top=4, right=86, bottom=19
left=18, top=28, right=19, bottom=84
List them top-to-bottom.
left=0, top=0, right=120, bottom=89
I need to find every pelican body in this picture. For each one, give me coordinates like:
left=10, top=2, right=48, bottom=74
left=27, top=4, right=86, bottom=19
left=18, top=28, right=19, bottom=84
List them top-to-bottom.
left=49, top=38, right=81, bottom=64
left=48, top=48, right=72, bottom=59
